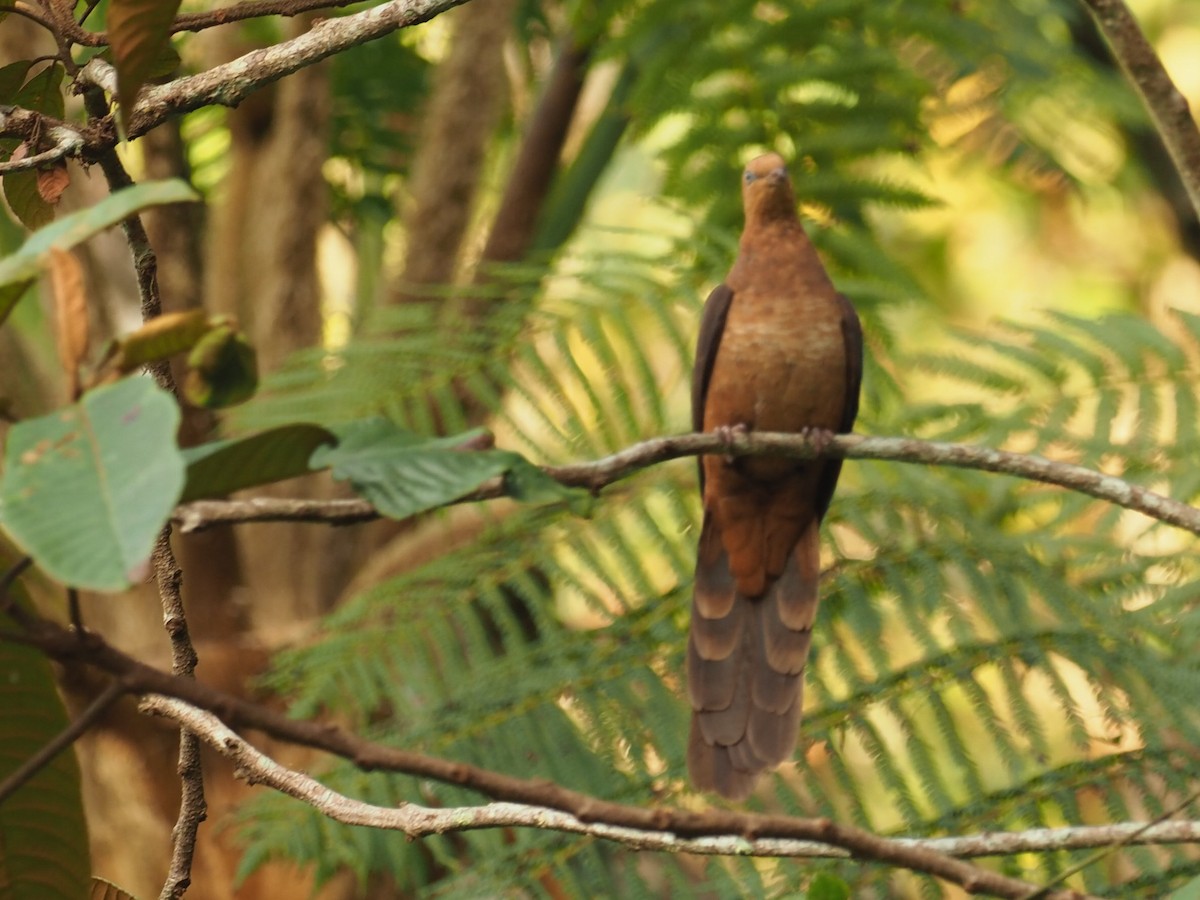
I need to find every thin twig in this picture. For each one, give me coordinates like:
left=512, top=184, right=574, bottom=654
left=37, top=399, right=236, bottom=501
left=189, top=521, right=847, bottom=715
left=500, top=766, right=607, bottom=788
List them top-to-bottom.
left=51, top=0, right=368, bottom=46
left=1080, top=0, right=1200, bottom=218
left=80, top=84, right=207, bottom=899
left=0, top=125, right=83, bottom=174
left=172, top=431, right=1200, bottom=537
left=67, top=588, right=82, bottom=635
left=0, top=681, right=123, bottom=806
left=1020, top=784, right=1200, bottom=900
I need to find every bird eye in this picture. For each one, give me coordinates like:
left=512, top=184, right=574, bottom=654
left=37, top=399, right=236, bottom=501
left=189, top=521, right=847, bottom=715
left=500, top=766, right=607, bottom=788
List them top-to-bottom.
left=743, top=171, right=757, bottom=184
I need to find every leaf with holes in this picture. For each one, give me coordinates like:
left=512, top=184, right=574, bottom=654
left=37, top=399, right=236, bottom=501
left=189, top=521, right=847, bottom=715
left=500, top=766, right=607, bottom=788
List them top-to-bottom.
left=0, top=378, right=184, bottom=591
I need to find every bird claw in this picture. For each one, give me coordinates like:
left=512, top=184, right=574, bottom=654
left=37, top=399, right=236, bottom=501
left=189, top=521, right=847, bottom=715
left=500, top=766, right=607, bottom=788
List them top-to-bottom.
left=715, top=423, right=749, bottom=465
left=800, top=426, right=836, bottom=456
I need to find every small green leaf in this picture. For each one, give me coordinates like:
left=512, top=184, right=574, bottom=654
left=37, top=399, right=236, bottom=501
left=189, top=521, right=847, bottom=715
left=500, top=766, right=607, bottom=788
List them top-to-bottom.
left=108, top=0, right=184, bottom=128
left=0, top=61, right=34, bottom=105
left=14, top=62, right=65, bottom=117
left=0, top=178, right=198, bottom=328
left=106, top=309, right=210, bottom=373
left=183, top=324, right=258, bottom=408
left=0, top=377, right=185, bottom=591
left=312, top=418, right=582, bottom=520
left=181, top=423, right=336, bottom=502
left=0, top=570, right=91, bottom=899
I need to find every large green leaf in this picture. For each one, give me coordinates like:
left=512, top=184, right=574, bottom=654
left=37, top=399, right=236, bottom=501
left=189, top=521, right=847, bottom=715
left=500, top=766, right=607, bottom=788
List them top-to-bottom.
left=0, top=179, right=199, bottom=329
left=0, top=377, right=185, bottom=591
left=312, top=418, right=580, bottom=520
left=181, top=423, right=336, bottom=502
left=0, top=571, right=90, bottom=899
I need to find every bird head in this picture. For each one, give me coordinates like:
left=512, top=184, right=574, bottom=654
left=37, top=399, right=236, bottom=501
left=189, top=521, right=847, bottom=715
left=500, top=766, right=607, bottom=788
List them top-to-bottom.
left=741, top=152, right=797, bottom=224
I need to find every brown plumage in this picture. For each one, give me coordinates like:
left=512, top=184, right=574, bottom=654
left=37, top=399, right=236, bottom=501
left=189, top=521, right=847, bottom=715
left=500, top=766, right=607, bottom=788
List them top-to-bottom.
left=687, top=152, right=863, bottom=800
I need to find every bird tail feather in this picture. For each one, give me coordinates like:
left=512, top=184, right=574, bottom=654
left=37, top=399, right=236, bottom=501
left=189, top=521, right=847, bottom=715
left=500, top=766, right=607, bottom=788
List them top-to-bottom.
left=687, top=512, right=818, bottom=799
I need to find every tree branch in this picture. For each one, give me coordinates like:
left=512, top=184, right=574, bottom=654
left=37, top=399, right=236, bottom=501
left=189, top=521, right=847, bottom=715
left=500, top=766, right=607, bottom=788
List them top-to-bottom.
left=53, top=0, right=368, bottom=47
left=79, top=0, right=470, bottom=142
left=1080, top=0, right=1200, bottom=218
left=80, top=84, right=207, bottom=899
left=172, top=431, right=1200, bottom=536
left=0, top=613, right=1085, bottom=899
left=141, top=695, right=1196, bottom=878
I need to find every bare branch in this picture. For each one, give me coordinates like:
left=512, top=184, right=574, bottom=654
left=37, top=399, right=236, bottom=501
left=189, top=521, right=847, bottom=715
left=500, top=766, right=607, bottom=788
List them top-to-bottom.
left=54, top=0, right=368, bottom=47
left=76, top=0, right=471, bottom=142
left=1080, top=0, right=1200, bottom=218
left=79, top=82, right=207, bottom=897
left=0, top=107, right=86, bottom=172
left=173, top=431, right=1200, bottom=536
left=2, top=614, right=1096, bottom=899
left=140, top=693, right=1200, bottom=870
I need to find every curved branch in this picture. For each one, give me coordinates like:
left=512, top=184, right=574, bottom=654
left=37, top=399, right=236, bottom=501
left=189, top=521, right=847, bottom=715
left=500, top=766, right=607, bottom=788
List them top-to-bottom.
left=0, top=126, right=82, bottom=173
left=172, top=431, right=1200, bottom=536
left=12, top=616, right=1095, bottom=899
left=143, top=694, right=1194, bottom=880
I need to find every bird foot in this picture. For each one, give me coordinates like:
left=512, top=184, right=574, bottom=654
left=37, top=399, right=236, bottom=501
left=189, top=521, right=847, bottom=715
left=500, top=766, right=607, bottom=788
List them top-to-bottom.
left=715, top=423, right=749, bottom=464
left=800, top=426, right=836, bottom=456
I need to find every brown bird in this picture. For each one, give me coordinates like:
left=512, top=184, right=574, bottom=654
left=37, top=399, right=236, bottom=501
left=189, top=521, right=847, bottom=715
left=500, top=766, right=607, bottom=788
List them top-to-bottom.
left=687, top=152, right=863, bottom=800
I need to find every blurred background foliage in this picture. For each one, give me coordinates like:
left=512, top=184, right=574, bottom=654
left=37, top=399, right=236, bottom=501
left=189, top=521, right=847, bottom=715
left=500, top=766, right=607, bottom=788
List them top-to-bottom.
left=5, top=0, right=1200, bottom=897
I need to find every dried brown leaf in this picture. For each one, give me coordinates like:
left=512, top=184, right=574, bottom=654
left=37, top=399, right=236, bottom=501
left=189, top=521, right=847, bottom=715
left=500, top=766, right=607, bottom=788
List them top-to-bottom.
left=36, top=164, right=70, bottom=205
left=48, top=247, right=89, bottom=398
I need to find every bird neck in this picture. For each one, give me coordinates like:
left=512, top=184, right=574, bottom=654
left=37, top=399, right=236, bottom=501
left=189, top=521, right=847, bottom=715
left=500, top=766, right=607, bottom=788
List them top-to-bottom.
left=739, top=215, right=806, bottom=251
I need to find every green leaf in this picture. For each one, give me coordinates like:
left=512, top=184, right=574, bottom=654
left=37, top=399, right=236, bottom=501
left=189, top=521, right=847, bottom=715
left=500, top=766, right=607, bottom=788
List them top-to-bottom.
left=108, top=0, right=184, bottom=129
left=0, top=61, right=34, bottom=105
left=0, top=179, right=199, bottom=329
left=106, top=310, right=211, bottom=373
left=183, top=324, right=258, bottom=408
left=0, top=377, right=185, bottom=591
left=312, top=418, right=580, bottom=520
left=181, top=423, right=336, bottom=502
left=0, top=571, right=90, bottom=899
left=805, top=873, right=851, bottom=900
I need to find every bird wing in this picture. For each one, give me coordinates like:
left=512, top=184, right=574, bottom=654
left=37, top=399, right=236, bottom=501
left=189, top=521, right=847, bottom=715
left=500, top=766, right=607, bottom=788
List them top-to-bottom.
left=691, top=282, right=734, bottom=491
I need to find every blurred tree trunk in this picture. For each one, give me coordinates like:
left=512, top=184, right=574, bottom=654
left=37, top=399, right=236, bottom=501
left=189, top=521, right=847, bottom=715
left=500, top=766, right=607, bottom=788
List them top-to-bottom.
left=392, top=0, right=517, bottom=302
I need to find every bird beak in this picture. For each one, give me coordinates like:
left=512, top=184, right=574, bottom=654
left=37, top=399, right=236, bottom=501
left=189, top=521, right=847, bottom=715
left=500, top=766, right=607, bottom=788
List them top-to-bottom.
left=767, top=167, right=787, bottom=185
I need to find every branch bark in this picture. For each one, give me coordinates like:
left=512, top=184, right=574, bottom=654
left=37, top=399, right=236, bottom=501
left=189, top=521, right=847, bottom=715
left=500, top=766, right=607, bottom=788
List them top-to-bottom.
left=1080, top=0, right=1200, bottom=218
left=172, top=431, right=1200, bottom=537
